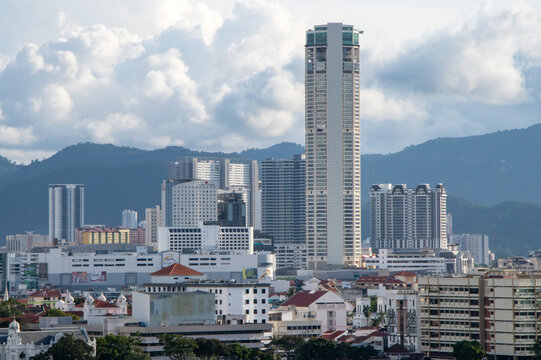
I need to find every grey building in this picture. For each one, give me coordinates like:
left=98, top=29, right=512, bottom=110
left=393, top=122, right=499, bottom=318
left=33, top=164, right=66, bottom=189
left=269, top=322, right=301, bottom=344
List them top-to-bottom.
left=305, top=23, right=363, bottom=269
left=261, top=155, right=305, bottom=245
left=168, top=158, right=258, bottom=227
left=369, top=183, right=447, bottom=250
left=48, top=184, right=85, bottom=243
left=217, top=190, right=246, bottom=227
left=121, top=209, right=138, bottom=229
left=449, top=234, right=490, bottom=266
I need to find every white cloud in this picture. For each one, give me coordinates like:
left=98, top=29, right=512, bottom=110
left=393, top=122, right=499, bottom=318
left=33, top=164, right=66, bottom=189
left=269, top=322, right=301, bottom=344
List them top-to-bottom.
left=0, top=0, right=541, bottom=162
left=41, top=84, right=74, bottom=120
left=358, top=89, right=426, bottom=122
left=84, top=113, right=147, bottom=143
left=0, top=125, right=37, bottom=145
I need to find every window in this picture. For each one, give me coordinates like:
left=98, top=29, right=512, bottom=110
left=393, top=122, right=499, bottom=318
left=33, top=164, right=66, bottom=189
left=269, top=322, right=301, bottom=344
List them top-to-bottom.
left=245, top=299, right=249, bottom=304
left=245, top=309, right=249, bottom=314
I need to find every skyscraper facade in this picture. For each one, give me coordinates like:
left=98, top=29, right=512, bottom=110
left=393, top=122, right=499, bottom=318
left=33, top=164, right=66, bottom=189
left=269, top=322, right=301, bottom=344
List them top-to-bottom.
left=305, top=23, right=362, bottom=269
left=261, top=155, right=305, bottom=245
left=168, top=158, right=258, bottom=227
left=161, top=179, right=217, bottom=227
left=369, top=183, right=447, bottom=250
left=48, top=184, right=85, bottom=243
left=145, top=205, right=162, bottom=245
left=122, top=209, right=138, bottom=229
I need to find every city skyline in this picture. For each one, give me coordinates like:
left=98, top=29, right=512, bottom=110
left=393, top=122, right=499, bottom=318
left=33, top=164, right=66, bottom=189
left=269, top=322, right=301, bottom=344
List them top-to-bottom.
left=0, top=1, right=541, bottom=163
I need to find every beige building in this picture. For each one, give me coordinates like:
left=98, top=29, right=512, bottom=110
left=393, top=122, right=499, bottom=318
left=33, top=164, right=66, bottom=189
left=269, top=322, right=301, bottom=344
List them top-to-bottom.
left=81, top=227, right=130, bottom=245
left=420, top=270, right=541, bottom=359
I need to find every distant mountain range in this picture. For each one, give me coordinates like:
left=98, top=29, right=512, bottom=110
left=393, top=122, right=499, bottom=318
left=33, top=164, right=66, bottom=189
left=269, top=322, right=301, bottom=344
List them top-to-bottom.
left=1, top=124, right=541, bottom=256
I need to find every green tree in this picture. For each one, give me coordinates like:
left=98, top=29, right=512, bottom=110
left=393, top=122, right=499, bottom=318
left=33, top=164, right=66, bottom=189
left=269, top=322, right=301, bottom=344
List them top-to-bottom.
left=286, top=287, right=297, bottom=298
left=369, top=296, right=378, bottom=313
left=0, top=298, right=26, bottom=317
left=362, top=305, right=372, bottom=323
left=43, top=308, right=80, bottom=321
left=370, top=311, right=386, bottom=327
left=30, top=334, right=94, bottom=360
left=96, top=334, right=148, bottom=360
left=159, top=334, right=198, bottom=360
left=269, top=336, right=304, bottom=359
left=193, top=338, right=228, bottom=359
left=294, top=338, right=336, bottom=360
left=532, top=339, right=541, bottom=360
left=452, top=340, right=485, bottom=360
left=225, top=343, right=251, bottom=360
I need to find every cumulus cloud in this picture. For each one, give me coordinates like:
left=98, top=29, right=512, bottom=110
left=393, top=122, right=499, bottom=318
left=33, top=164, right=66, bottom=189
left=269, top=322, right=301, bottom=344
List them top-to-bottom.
left=0, top=1, right=541, bottom=162
left=376, top=3, right=541, bottom=105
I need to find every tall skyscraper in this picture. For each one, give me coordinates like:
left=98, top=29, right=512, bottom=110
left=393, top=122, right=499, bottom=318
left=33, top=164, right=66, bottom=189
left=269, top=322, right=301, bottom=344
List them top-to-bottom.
left=305, top=23, right=362, bottom=269
left=261, top=155, right=305, bottom=245
left=168, top=158, right=258, bottom=227
left=369, top=183, right=447, bottom=250
left=49, top=184, right=85, bottom=243
left=122, top=209, right=138, bottom=229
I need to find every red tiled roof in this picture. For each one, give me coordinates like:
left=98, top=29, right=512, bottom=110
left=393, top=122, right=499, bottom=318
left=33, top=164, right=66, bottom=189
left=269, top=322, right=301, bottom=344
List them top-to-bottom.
left=150, top=263, right=204, bottom=276
left=393, top=271, right=417, bottom=277
left=29, top=289, right=62, bottom=298
left=281, top=290, right=327, bottom=307
left=94, top=300, right=118, bottom=308
left=75, top=303, right=84, bottom=308
left=321, top=330, right=346, bottom=340
left=386, top=343, right=410, bottom=354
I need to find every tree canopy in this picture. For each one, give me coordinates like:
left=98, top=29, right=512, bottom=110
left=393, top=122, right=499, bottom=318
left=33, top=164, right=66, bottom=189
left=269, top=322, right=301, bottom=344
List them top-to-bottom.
left=452, top=340, right=485, bottom=360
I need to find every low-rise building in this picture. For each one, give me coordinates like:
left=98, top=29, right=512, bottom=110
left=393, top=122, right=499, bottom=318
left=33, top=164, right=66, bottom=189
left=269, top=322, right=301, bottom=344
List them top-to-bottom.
left=158, top=223, right=253, bottom=254
left=277, top=290, right=347, bottom=334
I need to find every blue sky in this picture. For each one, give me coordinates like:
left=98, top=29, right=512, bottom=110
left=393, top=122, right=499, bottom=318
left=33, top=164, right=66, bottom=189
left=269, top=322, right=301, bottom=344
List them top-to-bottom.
left=0, top=0, right=540, bottom=163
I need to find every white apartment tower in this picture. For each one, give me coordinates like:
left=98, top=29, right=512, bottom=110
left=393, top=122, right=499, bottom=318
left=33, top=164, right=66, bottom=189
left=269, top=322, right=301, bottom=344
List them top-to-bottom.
left=305, top=23, right=362, bottom=269
left=168, top=158, right=258, bottom=227
left=161, top=179, right=217, bottom=227
left=48, top=184, right=85, bottom=243
left=369, top=184, right=447, bottom=250
left=145, top=205, right=162, bottom=245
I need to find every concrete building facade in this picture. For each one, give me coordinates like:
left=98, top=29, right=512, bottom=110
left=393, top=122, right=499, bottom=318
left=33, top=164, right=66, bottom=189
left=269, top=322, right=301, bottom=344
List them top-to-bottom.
left=305, top=23, right=362, bottom=269
left=261, top=155, right=305, bottom=246
left=369, top=183, right=447, bottom=250
left=49, top=184, right=85, bottom=243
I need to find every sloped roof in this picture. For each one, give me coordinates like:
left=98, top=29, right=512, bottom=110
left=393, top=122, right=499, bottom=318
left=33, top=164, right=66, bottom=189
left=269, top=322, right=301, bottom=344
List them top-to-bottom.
left=150, top=263, right=204, bottom=276
left=393, top=271, right=417, bottom=277
left=29, top=289, right=62, bottom=298
left=281, top=290, right=327, bottom=307
left=94, top=300, right=118, bottom=308
left=321, top=330, right=347, bottom=340
left=387, top=343, right=411, bottom=354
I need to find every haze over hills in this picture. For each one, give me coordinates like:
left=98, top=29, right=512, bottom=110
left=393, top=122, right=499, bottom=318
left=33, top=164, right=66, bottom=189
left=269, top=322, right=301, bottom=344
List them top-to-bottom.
left=1, top=124, right=541, bottom=256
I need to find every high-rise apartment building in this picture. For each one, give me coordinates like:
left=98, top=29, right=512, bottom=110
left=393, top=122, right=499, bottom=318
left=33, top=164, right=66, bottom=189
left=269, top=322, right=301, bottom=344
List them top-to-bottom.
left=305, top=23, right=362, bottom=269
left=261, top=155, right=305, bottom=245
left=168, top=158, right=258, bottom=227
left=161, top=179, right=217, bottom=227
left=48, top=184, right=85, bottom=243
left=369, top=184, right=447, bottom=250
left=145, top=205, right=162, bottom=245
left=122, top=209, right=138, bottom=229
left=449, top=234, right=490, bottom=266
left=420, top=271, right=541, bottom=359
